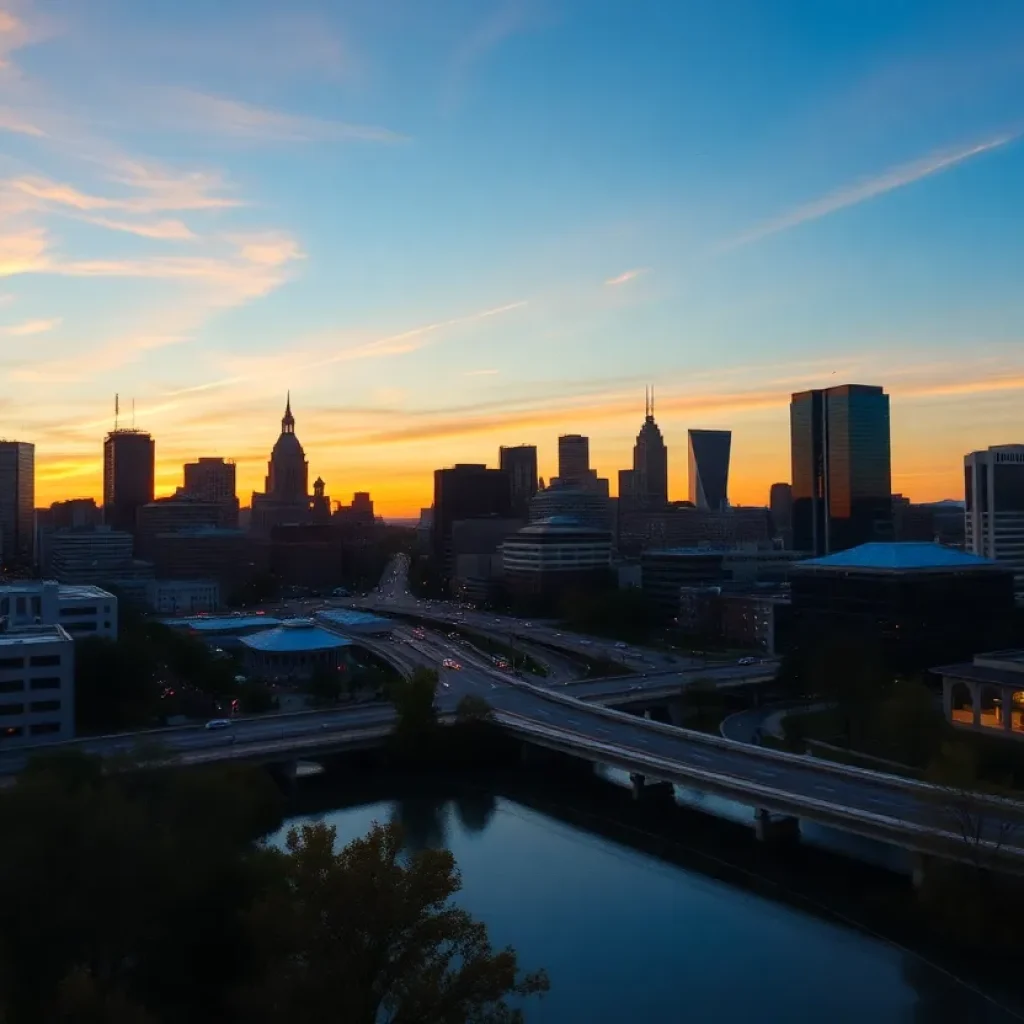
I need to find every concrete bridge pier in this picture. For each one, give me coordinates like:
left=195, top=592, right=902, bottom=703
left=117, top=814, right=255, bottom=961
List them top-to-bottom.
left=630, top=772, right=675, bottom=803
left=754, top=808, right=799, bottom=844
left=911, top=853, right=931, bottom=890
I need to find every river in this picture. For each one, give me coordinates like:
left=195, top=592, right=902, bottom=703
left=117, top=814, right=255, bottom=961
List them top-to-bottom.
left=271, top=771, right=1020, bottom=1024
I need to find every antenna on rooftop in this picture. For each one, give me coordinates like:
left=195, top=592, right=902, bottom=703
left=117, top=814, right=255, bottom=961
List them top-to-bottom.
left=114, top=394, right=120, bottom=431
left=132, top=398, right=136, bottom=430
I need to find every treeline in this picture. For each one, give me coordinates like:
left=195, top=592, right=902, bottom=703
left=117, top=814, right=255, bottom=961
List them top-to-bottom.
left=0, top=751, right=547, bottom=1023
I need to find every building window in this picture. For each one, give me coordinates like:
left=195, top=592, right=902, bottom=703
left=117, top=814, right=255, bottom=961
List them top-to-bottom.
left=29, top=655, right=61, bottom=667
left=0, top=657, right=23, bottom=670
left=30, top=678, right=61, bottom=691
left=0, top=680, right=22, bottom=693
left=949, top=681, right=974, bottom=726
left=978, top=685, right=1003, bottom=729
left=1013, top=691, right=1024, bottom=735
left=30, top=700, right=61, bottom=713
left=0, top=703, right=24, bottom=716
left=29, top=722, right=60, bottom=735
left=0, top=726, right=24, bottom=741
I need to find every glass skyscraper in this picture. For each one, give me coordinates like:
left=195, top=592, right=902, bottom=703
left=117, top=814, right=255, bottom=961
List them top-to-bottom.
left=790, top=385, right=892, bottom=556
left=687, top=429, right=731, bottom=511
left=0, top=441, right=35, bottom=568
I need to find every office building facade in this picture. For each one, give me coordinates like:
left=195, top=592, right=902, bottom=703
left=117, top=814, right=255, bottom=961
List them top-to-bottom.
left=790, top=384, right=892, bottom=556
left=103, top=430, right=155, bottom=534
left=688, top=430, right=731, bottom=511
left=557, top=435, right=590, bottom=487
left=0, top=441, right=35, bottom=568
left=499, top=445, right=539, bottom=516
left=965, top=445, right=1024, bottom=596
left=182, top=457, right=239, bottom=526
left=432, top=464, right=512, bottom=572
left=769, top=482, right=793, bottom=546
left=0, top=581, right=118, bottom=640
left=0, top=623, right=75, bottom=748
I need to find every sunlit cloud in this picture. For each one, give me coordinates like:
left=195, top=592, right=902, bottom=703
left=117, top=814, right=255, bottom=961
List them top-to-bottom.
left=161, top=90, right=408, bottom=144
left=0, top=107, right=45, bottom=137
left=724, top=132, right=1017, bottom=248
left=76, top=214, right=196, bottom=241
left=0, top=227, right=49, bottom=276
left=605, top=268, right=648, bottom=287
left=0, top=316, right=59, bottom=336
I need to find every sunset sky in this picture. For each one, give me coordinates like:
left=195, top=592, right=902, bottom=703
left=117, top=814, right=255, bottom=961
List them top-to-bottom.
left=2, top=0, right=1023, bottom=517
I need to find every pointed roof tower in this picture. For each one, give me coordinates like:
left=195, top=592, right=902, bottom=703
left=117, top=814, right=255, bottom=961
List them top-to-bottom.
left=282, top=391, right=295, bottom=434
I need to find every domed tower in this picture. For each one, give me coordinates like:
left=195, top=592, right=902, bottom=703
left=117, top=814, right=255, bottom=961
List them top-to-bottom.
left=265, top=393, right=309, bottom=502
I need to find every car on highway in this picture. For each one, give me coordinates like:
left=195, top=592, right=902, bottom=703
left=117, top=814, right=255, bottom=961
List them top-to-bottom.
left=614, top=642, right=627, bottom=649
left=737, top=657, right=757, bottom=666
left=442, top=659, right=462, bottom=670
left=204, top=719, right=233, bottom=730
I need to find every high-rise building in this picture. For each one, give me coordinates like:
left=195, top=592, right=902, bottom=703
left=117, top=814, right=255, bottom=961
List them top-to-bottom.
left=790, top=384, right=892, bottom=556
left=632, top=390, right=669, bottom=507
left=103, top=430, right=154, bottom=534
left=688, top=430, right=731, bottom=511
left=557, top=435, right=590, bottom=487
left=0, top=441, right=35, bottom=567
left=499, top=445, right=538, bottom=516
left=965, top=445, right=1024, bottom=595
left=182, top=457, right=238, bottom=526
left=432, top=464, right=512, bottom=572
left=769, top=482, right=793, bottom=546
left=136, top=495, right=226, bottom=560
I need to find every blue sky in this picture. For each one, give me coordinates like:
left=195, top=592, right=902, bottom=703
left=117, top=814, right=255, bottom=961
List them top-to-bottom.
left=1, top=0, right=1023, bottom=512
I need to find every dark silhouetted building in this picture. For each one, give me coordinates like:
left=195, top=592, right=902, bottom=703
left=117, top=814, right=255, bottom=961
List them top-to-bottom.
left=790, top=384, right=892, bottom=557
left=632, top=390, right=669, bottom=507
left=250, top=395, right=315, bottom=535
left=103, top=429, right=155, bottom=534
left=688, top=429, right=731, bottom=511
left=557, top=435, right=590, bottom=487
left=0, top=440, right=35, bottom=567
left=499, top=445, right=538, bottom=516
left=965, top=445, right=1024, bottom=596
left=182, top=457, right=238, bottom=526
left=432, top=464, right=512, bottom=572
left=769, top=482, right=793, bottom=547
left=530, top=485, right=610, bottom=531
left=334, top=492, right=375, bottom=529
left=136, top=495, right=226, bottom=560
left=502, top=517, right=613, bottom=602
left=790, top=542, right=1014, bottom=673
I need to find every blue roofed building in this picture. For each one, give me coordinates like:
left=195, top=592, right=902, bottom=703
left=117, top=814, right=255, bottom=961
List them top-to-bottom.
left=789, top=542, right=1016, bottom=672
left=314, top=608, right=393, bottom=637
left=159, top=613, right=283, bottom=650
left=239, top=619, right=354, bottom=680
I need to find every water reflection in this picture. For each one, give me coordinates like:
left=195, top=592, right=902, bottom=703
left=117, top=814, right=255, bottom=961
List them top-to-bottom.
left=276, top=784, right=1020, bottom=1024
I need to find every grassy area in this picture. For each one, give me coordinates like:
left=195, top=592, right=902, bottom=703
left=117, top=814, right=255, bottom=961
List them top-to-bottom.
left=449, top=629, right=549, bottom=678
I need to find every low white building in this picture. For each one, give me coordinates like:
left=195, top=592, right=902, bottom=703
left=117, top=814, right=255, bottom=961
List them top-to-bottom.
left=145, top=579, right=220, bottom=616
left=0, top=581, right=118, bottom=640
left=0, top=622, right=75, bottom=748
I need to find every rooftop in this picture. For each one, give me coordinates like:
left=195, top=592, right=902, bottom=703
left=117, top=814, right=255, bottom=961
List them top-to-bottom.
left=517, top=516, right=611, bottom=534
left=797, top=542, right=999, bottom=573
left=645, top=546, right=796, bottom=558
left=58, top=585, right=116, bottom=601
left=316, top=609, right=392, bottom=628
left=161, top=615, right=282, bottom=632
left=240, top=619, right=353, bottom=654
left=0, top=623, right=73, bottom=645
left=934, top=651, right=1024, bottom=688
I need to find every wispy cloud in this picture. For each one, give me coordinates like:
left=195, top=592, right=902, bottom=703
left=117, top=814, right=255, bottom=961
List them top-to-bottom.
left=444, top=1, right=538, bottom=108
left=161, top=91, right=407, bottom=144
left=0, top=106, right=45, bottom=137
left=724, top=133, right=1017, bottom=249
left=76, top=214, right=196, bottom=241
left=0, top=227, right=49, bottom=276
left=605, top=268, right=648, bottom=287
left=0, top=315, right=59, bottom=336
left=464, top=368, right=500, bottom=376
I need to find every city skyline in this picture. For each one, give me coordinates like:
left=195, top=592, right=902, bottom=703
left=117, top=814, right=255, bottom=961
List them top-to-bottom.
left=2, top=1, right=1023, bottom=515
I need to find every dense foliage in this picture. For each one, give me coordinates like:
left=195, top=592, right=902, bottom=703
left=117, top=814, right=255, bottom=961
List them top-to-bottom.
left=0, top=753, right=547, bottom=1023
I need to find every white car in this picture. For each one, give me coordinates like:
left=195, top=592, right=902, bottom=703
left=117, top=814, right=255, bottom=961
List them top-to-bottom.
left=614, top=642, right=627, bottom=649
left=737, top=657, right=757, bottom=666
left=205, top=719, right=233, bottom=730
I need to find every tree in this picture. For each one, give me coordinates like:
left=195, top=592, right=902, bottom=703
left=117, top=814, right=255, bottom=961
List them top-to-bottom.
left=804, top=630, right=885, bottom=748
left=74, top=635, right=161, bottom=734
left=307, top=664, right=344, bottom=706
left=389, top=668, right=439, bottom=744
left=871, top=677, right=944, bottom=767
left=237, top=680, right=276, bottom=715
left=456, top=694, right=494, bottom=724
left=237, top=821, right=549, bottom=1023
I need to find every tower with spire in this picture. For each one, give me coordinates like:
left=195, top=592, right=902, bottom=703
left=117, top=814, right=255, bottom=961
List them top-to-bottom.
left=631, top=386, right=669, bottom=507
left=250, top=393, right=323, bottom=534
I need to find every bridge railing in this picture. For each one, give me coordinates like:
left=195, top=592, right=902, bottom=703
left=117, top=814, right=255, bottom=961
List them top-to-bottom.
left=502, top=667, right=1024, bottom=815
left=495, top=711, right=1024, bottom=864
